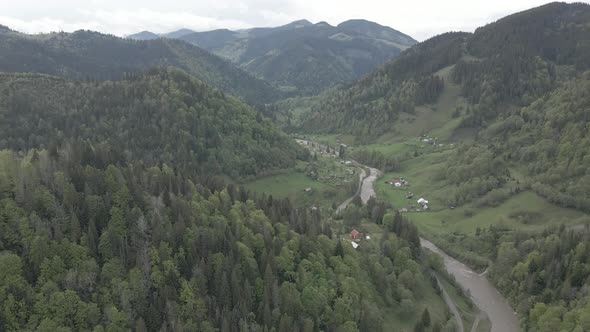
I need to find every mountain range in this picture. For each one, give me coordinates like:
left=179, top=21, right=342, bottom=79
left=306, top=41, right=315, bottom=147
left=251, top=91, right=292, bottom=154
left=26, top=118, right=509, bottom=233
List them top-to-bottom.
left=300, top=2, right=590, bottom=140
left=129, top=19, right=417, bottom=94
left=0, top=28, right=280, bottom=103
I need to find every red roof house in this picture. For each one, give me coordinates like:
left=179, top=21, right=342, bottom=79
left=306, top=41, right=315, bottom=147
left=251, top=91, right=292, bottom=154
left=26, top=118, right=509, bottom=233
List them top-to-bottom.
left=350, top=229, right=360, bottom=239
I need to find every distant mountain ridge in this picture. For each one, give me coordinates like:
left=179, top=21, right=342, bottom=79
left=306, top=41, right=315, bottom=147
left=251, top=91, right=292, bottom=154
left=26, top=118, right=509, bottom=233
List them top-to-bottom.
left=129, top=19, right=417, bottom=95
left=0, top=28, right=281, bottom=103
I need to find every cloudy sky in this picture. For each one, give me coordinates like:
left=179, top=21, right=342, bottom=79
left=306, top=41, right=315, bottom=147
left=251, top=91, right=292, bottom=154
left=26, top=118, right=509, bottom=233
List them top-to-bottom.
left=0, top=0, right=586, bottom=41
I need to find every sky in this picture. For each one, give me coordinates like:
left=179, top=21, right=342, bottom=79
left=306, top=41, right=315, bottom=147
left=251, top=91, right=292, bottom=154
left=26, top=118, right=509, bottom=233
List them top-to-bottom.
left=0, top=0, right=587, bottom=41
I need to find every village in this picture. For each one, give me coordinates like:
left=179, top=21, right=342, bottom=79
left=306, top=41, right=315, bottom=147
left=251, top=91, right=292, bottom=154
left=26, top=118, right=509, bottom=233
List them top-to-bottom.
left=295, top=138, right=360, bottom=192
left=384, top=176, right=431, bottom=213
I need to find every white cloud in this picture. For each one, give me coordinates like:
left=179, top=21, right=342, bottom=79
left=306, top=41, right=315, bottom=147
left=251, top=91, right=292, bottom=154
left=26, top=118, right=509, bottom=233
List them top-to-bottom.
left=0, top=0, right=587, bottom=40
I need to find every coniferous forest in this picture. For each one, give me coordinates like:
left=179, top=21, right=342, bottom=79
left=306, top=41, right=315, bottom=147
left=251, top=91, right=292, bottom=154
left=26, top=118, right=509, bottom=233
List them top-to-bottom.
left=4, top=2, right=590, bottom=332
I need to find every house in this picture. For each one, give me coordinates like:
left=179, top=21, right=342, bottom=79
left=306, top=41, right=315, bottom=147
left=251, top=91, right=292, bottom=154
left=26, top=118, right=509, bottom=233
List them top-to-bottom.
left=345, top=161, right=352, bottom=165
left=390, top=177, right=408, bottom=187
left=304, top=187, right=313, bottom=193
left=417, top=198, right=429, bottom=206
left=399, top=208, right=409, bottom=213
left=350, top=229, right=360, bottom=240
left=351, top=241, right=359, bottom=249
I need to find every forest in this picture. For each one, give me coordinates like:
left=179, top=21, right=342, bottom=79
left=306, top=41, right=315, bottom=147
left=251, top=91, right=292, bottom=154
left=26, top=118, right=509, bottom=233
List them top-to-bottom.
left=3, top=1, right=590, bottom=331
left=0, top=29, right=280, bottom=104
left=0, top=68, right=306, bottom=180
left=0, top=145, right=446, bottom=331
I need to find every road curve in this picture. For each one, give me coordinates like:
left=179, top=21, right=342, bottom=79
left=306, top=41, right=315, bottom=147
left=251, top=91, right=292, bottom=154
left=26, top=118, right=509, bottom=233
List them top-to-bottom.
left=336, top=168, right=366, bottom=213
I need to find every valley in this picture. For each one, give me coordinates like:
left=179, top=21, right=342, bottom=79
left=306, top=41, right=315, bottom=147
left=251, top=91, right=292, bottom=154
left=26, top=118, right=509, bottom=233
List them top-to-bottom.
left=3, top=2, right=590, bottom=331
left=268, top=136, right=515, bottom=331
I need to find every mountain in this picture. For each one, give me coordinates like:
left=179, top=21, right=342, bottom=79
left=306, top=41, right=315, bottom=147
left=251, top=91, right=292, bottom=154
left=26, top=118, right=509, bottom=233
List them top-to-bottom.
left=301, top=2, right=590, bottom=140
left=295, top=5, right=590, bottom=328
left=132, top=19, right=417, bottom=95
left=337, top=19, right=416, bottom=46
left=0, top=28, right=281, bottom=103
left=162, top=28, right=195, bottom=38
left=127, top=29, right=195, bottom=40
left=126, top=30, right=159, bottom=40
left=0, top=61, right=436, bottom=332
left=0, top=68, right=304, bottom=179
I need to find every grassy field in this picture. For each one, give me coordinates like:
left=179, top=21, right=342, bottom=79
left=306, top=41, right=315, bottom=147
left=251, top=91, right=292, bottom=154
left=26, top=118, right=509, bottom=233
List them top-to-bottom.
left=302, top=133, right=357, bottom=147
left=371, top=140, right=590, bottom=236
left=244, top=142, right=359, bottom=211
left=375, top=149, right=455, bottom=211
left=244, top=167, right=350, bottom=211
left=410, top=191, right=588, bottom=235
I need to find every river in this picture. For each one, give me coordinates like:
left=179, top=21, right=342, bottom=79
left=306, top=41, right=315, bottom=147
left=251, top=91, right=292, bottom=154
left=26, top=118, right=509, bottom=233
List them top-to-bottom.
left=298, top=138, right=519, bottom=331
left=323, top=140, right=519, bottom=332
left=421, top=239, right=519, bottom=332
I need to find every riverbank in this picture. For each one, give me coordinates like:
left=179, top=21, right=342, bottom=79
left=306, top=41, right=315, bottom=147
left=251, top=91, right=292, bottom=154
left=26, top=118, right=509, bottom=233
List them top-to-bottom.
left=336, top=149, right=519, bottom=332
left=421, top=239, right=519, bottom=332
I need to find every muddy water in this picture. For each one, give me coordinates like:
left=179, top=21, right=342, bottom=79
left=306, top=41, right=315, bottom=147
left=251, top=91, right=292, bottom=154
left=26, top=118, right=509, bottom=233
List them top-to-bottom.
left=360, top=166, right=380, bottom=204
left=421, top=238, right=520, bottom=332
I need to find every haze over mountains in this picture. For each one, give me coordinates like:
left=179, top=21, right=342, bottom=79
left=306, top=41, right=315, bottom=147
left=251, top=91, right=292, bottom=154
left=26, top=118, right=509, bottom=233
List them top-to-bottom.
left=129, top=19, right=417, bottom=94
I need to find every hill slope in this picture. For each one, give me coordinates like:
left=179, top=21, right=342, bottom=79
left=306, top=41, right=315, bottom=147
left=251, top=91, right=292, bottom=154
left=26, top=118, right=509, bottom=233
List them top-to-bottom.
left=300, top=2, right=590, bottom=140
left=132, top=20, right=417, bottom=95
left=0, top=28, right=280, bottom=103
left=0, top=68, right=304, bottom=179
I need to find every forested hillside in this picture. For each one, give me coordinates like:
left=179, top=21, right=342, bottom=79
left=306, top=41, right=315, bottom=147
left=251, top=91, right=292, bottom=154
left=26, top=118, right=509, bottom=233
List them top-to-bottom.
left=300, top=2, right=590, bottom=140
left=289, top=4, right=590, bottom=330
left=0, top=28, right=280, bottom=103
left=302, top=32, right=465, bottom=139
left=0, top=68, right=305, bottom=179
left=444, top=73, right=590, bottom=211
left=0, top=146, right=437, bottom=331
left=491, top=226, right=590, bottom=331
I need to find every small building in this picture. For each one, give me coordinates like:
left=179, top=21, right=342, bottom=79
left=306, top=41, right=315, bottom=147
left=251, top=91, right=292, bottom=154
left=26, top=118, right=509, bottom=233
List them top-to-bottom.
left=345, top=161, right=352, bottom=165
left=394, top=182, right=402, bottom=188
left=304, top=187, right=313, bottom=193
left=417, top=198, right=429, bottom=206
left=399, top=208, right=409, bottom=213
left=350, top=229, right=360, bottom=240
left=365, top=235, right=371, bottom=240
left=351, top=241, right=359, bottom=249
